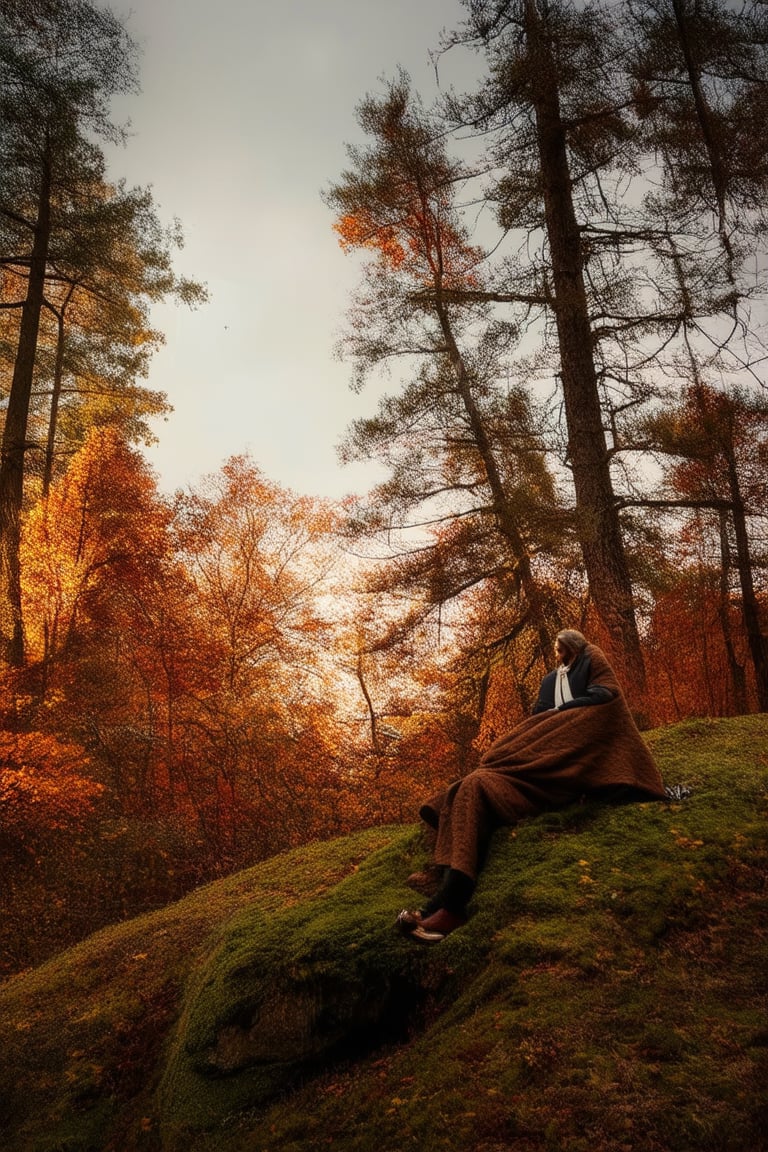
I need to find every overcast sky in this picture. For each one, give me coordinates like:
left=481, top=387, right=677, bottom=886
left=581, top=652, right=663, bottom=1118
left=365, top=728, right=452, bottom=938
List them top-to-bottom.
left=103, top=0, right=476, bottom=498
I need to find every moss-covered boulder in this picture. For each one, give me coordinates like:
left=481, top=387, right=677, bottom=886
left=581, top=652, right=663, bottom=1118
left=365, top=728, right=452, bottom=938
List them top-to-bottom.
left=1, top=715, right=767, bottom=1152
left=156, top=835, right=438, bottom=1144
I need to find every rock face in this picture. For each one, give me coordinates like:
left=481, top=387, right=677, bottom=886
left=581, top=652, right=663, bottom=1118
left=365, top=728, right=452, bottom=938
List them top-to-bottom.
left=201, top=973, right=397, bottom=1074
left=207, top=989, right=321, bottom=1073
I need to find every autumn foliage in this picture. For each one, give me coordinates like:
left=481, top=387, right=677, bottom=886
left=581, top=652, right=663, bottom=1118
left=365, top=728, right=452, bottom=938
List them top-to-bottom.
left=0, top=399, right=763, bottom=975
left=0, top=728, right=101, bottom=851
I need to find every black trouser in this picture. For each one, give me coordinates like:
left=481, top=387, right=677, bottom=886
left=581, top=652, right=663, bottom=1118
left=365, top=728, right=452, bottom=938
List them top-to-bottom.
left=424, top=868, right=476, bottom=917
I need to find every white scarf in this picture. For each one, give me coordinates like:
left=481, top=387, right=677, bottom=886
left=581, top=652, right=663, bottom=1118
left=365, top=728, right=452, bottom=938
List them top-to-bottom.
left=554, top=663, right=574, bottom=708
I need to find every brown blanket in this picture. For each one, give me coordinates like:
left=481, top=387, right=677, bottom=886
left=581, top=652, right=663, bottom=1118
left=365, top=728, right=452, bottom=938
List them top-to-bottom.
left=421, top=645, right=666, bottom=880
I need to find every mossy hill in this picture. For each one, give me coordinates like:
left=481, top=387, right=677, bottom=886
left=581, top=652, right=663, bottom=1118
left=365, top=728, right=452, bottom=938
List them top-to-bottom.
left=1, top=715, right=767, bottom=1152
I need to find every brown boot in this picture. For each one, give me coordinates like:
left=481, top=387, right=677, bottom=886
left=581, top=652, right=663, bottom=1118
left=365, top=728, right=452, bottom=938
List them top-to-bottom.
left=408, top=907, right=467, bottom=944
left=418, top=907, right=466, bottom=937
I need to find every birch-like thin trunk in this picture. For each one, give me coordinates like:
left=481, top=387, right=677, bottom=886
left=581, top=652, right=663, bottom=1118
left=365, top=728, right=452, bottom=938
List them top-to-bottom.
left=42, top=283, right=75, bottom=499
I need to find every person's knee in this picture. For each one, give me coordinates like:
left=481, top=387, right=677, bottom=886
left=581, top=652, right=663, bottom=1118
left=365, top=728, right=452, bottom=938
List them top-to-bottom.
left=456, top=770, right=485, bottom=798
left=456, top=770, right=499, bottom=809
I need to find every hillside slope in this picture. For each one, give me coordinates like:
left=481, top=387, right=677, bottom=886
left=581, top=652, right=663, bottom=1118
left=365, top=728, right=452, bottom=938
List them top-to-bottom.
left=0, top=715, right=766, bottom=1152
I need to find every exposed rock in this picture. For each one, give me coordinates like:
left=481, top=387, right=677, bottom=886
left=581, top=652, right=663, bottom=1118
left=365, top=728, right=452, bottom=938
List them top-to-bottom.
left=201, top=974, right=397, bottom=1074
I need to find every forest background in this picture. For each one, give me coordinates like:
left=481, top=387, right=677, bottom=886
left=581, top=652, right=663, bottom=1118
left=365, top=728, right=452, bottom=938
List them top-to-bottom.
left=1, top=0, right=767, bottom=978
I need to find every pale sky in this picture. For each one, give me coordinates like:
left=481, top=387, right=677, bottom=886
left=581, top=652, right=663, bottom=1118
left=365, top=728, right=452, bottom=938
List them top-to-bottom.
left=103, top=0, right=476, bottom=498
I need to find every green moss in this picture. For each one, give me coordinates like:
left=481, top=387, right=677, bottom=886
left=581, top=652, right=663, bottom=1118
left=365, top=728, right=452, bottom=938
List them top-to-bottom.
left=2, top=717, right=768, bottom=1152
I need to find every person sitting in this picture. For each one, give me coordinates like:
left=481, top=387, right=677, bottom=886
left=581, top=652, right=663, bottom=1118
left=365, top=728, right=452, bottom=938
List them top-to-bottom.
left=397, top=630, right=666, bottom=944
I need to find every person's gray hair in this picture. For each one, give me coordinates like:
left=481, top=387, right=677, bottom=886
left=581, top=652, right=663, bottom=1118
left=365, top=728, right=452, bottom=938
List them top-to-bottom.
left=556, top=629, right=588, bottom=657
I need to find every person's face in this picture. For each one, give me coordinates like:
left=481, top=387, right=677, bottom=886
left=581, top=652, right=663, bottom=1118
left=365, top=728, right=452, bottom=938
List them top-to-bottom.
left=555, top=639, right=571, bottom=664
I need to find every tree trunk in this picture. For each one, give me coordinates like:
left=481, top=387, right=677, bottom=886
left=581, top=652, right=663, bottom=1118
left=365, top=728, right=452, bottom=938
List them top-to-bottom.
left=522, top=0, right=648, bottom=715
left=0, top=142, right=52, bottom=666
left=42, top=285, right=75, bottom=499
left=725, top=451, right=768, bottom=710
left=717, top=509, right=748, bottom=713
left=356, top=651, right=382, bottom=756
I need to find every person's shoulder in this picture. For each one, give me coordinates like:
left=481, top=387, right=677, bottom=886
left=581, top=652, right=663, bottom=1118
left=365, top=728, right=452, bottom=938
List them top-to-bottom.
left=536, top=668, right=556, bottom=701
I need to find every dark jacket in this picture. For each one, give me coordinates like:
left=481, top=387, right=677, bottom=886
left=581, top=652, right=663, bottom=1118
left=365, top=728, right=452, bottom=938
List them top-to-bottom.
left=532, top=650, right=616, bottom=714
